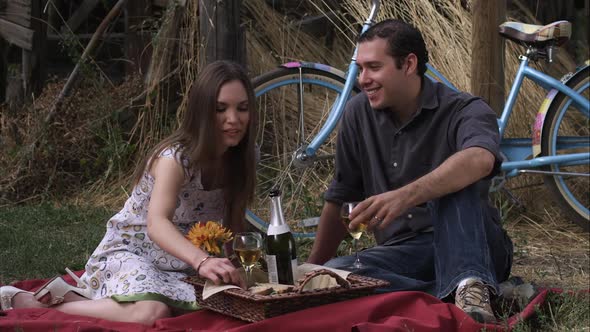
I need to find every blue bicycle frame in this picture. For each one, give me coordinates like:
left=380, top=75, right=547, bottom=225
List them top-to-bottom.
left=248, top=0, right=589, bottom=235
left=301, top=0, right=457, bottom=162
left=300, top=2, right=376, bottom=160
left=300, top=46, right=589, bottom=181
left=499, top=56, right=589, bottom=178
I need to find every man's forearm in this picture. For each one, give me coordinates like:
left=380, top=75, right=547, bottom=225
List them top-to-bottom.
left=400, top=147, right=495, bottom=208
left=307, top=201, right=348, bottom=264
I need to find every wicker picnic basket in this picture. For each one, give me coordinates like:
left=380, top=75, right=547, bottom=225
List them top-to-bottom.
left=184, top=269, right=389, bottom=322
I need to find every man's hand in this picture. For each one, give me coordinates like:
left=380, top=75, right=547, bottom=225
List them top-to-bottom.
left=347, top=147, right=495, bottom=233
left=349, top=190, right=411, bottom=232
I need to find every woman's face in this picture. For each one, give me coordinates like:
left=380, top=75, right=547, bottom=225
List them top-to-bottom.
left=216, top=79, right=250, bottom=154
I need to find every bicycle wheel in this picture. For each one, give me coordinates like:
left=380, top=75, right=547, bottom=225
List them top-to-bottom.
left=248, top=66, right=360, bottom=236
left=541, top=66, right=590, bottom=231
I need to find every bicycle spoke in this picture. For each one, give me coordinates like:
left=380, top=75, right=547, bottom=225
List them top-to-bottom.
left=542, top=68, right=589, bottom=229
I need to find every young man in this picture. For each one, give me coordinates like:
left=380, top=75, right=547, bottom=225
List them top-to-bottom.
left=307, top=19, right=513, bottom=324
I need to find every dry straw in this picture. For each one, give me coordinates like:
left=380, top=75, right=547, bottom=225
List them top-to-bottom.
left=0, top=0, right=583, bottom=216
left=301, top=0, right=581, bottom=204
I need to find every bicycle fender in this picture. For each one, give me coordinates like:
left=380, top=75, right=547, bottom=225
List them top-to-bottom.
left=532, top=60, right=590, bottom=157
left=281, top=61, right=348, bottom=81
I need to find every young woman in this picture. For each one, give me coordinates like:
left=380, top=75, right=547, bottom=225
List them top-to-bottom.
left=0, top=60, right=258, bottom=325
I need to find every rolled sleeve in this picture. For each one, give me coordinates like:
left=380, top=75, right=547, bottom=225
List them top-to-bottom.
left=451, top=99, right=502, bottom=177
left=324, top=106, right=365, bottom=204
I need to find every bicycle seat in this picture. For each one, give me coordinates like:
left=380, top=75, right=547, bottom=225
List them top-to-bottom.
left=498, top=21, right=571, bottom=47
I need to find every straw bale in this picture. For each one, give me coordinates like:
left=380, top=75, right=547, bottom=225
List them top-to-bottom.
left=129, top=0, right=187, bottom=163
left=244, top=0, right=351, bottom=76
left=337, top=0, right=581, bottom=204
left=0, top=76, right=143, bottom=206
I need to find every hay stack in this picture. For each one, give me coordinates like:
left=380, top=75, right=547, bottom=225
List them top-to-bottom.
left=0, top=0, right=582, bottom=210
left=150, top=0, right=579, bottom=149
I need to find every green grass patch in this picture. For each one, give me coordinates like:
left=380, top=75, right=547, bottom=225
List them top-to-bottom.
left=0, top=203, right=114, bottom=284
left=1, top=203, right=587, bottom=331
left=507, top=292, right=590, bottom=332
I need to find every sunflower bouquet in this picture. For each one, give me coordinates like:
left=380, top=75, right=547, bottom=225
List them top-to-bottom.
left=186, top=221, right=233, bottom=256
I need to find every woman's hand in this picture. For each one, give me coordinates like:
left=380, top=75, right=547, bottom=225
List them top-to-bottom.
left=197, top=257, right=246, bottom=288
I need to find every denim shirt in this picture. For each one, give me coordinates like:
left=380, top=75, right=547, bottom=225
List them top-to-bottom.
left=324, top=78, right=502, bottom=245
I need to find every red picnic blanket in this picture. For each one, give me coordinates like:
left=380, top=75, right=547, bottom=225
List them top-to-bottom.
left=0, top=273, right=548, bottom=332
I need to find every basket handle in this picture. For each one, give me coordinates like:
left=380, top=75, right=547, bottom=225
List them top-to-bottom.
left=295, top=268, right=351, bottom=293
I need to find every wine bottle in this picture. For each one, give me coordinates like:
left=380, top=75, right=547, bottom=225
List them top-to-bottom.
left=265, top=189, right=298, bottom=285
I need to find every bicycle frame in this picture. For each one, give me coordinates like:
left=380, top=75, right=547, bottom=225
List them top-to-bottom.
left=248, top=0, right=589, bottom=234
left=296, top=0, right=379, bottom=163
left=297, top=0, right=458, bottom=165
left=296, top=20, right=588, bottom=180
left=499, top=55, right=590, bottom=178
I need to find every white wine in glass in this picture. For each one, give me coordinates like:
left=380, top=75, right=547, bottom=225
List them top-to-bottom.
left=340, top=202, right=365, bottom=269
left=341, top=215, right=367, bottom=240
left=233, top=232, right=263, bottom=287
left=235, top=248, right=262, bottom=267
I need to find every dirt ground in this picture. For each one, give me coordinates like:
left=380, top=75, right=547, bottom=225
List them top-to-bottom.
left=505, top=205, right=589, bottom=291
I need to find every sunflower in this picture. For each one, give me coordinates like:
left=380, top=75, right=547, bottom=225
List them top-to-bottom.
left=186, top=221, right=233, bottom=255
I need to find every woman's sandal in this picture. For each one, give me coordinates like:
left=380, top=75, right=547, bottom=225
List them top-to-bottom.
left=33, top=268, right=93, bottom=305
left=0, top=286, right=34, bottom=310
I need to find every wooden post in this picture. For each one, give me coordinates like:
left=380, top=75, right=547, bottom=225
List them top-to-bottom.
left=0, top=0, right=7, bottom=102
left=22, top=0, right=47, bottom=100
left=47, top=0, right=63, bottom=32
left=62, top=0, right=101, bottom=33
left=125, top=0, right=153, bottom=76
left=199, top=0, right=246, bottom=66
left=471, top=0, right=506, bottom=115
left=0, top=38, right=7, bottom=102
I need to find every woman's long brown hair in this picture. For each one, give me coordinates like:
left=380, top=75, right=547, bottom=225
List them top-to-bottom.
left=132, top=60, right=257, bottom=232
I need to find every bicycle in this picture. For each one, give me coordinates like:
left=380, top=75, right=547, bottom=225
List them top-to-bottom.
left=245, top=0, right=590, bottom=236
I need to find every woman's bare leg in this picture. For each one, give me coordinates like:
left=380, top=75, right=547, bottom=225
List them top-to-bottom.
left=10, top=292, right=46, bottom=309
left=11, top=292, right=171, bottom=326
left=54, top=298, right=171, bottom=325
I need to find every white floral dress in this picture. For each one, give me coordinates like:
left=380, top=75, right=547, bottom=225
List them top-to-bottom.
left=81, top=146, right=224, bottom=310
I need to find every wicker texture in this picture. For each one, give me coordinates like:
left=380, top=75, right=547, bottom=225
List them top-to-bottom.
left=184, top=269, right=389, bottom=322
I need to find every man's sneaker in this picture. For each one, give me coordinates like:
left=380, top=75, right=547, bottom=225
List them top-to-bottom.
left=455, top=278, right=497, bottom=323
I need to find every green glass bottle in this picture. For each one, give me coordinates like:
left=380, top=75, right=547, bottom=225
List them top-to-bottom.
left=265, top=189, right=298, bottom=285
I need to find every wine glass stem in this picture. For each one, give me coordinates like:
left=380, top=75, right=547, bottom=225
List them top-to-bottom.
left=354, top=239, right=360, bottom=265
left=244, top=266, right=251, bottom=286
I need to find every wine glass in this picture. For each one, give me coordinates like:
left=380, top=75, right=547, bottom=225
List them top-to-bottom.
left=340, top=202, right=366, bottom=269
left=232, top=232, right=263, bottom=287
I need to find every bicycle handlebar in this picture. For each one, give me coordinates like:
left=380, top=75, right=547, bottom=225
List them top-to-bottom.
left=302, top=0, right=381, bottom=160
left=367, top=0, right=380, bottom=25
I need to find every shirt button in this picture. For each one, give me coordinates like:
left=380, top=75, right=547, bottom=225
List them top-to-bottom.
left=393, top=162, right=398, bottom=167
left=407, top=214, right=413, bottom=219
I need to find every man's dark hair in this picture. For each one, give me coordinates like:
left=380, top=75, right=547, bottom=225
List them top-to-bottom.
left=358, top=19, right=429, bottom=77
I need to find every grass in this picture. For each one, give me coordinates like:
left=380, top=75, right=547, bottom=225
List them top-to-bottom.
left=0, top=202, right=588, bottom=331
left=0, top=203, right=113, bottom=284
left=506, top=291, right=590, bottom=332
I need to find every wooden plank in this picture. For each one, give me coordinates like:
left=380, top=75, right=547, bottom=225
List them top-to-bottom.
left=0, top=0, right=31, bottom=27
left=25, top=0, right=47, bottom=99
left=47, top=0, right=62, bottom=31
left=63, top=0, right=100, bottom=33
left=125, top=0, right=152, bottom=75
left=152, top=0, right=169, bottom=7
left=153, top=0, right=185, bottom=8
left=200, top=0, right=246, bottom=66
left=471, top=0, right=506, bottom=115
left=0, top=18, right=34, bottom=50
left=47, top=32, right=127, bottom=40
left=0, top=38, right=7, bottom=102
left=21, top=48, right=31, bottom=94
